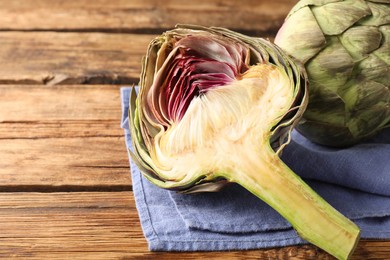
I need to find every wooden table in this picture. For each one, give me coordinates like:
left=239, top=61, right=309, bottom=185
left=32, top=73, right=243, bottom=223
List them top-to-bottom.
left=0, top=1, right=388, bottom=259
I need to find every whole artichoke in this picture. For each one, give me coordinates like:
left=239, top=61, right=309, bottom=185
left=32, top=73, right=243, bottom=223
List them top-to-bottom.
left=275, top=0, right=390, bottom=147
left=129, top=24, right=360, bottom=259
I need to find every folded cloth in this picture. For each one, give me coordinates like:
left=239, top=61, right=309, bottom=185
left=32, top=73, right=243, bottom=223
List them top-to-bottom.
left=121, top=87, right=390, bottom=251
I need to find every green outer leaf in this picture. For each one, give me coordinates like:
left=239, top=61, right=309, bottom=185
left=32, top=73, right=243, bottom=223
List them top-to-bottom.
left=286, top=0, right=341, bottom=18
left=311, top=0, right=371, bottom=35
left=368, top=0, right=390, bottom=3
left=359, top=2, right=390, bottom=25
left=274, top=6, right=326, bottom=64
left=340, top=25, right=382, bottom=60
left=375, top=25, right=390, bottom=64
left=306, top=37, right=354, bottom=91
left=356, top=53, right=390, bottom=85
left=340, top=80, right=389, bottom=111
left=303, top=82, right=347, bottom=126
left=347, top=104, right=390, bottom=138
left=296, top=120, right=356, bottom=147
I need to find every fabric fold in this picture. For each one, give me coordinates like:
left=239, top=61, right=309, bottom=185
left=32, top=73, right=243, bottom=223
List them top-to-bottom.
left=121, top=87, right=390, bottom=251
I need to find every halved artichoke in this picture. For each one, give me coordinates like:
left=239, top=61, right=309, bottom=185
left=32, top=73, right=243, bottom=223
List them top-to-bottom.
left=129, top=24, right=360, bottom=259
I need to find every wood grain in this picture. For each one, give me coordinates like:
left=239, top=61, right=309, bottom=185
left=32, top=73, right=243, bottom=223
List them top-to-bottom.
left=0, top=0, right=294, bottom=35
left=0, top=32, right=154, bottom=84
left=0, top=85, right=131, bottom=190
left=0, top=85, right=123, bottom=125
left=0, top=137, right=130, bottom=191
left=0, top=192, right=387, bottom=260
left=0, top=192, right=142, bottom=259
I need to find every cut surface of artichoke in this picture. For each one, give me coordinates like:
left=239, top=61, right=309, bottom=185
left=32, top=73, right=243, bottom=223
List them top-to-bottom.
left=129, top=25, right=361, bottom=259
left=152, top=64, right=291, bottom=181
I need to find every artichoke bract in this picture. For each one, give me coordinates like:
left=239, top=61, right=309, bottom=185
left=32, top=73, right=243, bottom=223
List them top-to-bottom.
left=275, top=0, right=390, bottom=147
left=129, top=24, right=360, bottom=259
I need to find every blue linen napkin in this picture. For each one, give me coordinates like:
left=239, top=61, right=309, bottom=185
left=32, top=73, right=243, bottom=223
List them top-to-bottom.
left=121, top=87, right=390, bottom=251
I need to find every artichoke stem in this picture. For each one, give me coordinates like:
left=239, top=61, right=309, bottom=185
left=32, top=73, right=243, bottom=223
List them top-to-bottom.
left=226, top=147, right=360, bottom=260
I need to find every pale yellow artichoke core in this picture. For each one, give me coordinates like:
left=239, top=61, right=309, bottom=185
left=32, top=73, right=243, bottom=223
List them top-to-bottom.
left=149, top=64, right=293, bottom=181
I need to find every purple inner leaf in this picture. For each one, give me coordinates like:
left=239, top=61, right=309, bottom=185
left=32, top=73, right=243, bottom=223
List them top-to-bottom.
left=156, top=34, right=249, bottom=122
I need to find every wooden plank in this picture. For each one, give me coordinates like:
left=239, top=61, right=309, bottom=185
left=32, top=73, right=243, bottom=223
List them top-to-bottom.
left=0, top=0, right=295, bottom=35
left=0, top=32, right=155, bottom=84
left=0, top=85, right=131, bottom=189
left=0, top=85, right=123, bottom=130
left=0, top=121, right=122, bottom=139
left=0, top=137, right=130, bottom=191
left=0, top=192, right=387, bottom=259
left=0, top=192, right=143, bottom=259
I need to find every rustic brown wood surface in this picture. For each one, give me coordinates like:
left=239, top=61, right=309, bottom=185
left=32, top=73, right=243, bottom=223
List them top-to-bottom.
left=0, top=0, right=292, bottom=35
left=0, top=1, right=388, bottom=259
left=0, top=32, right=155, bottom=84
left=0, top=85, right=130, bottom=191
